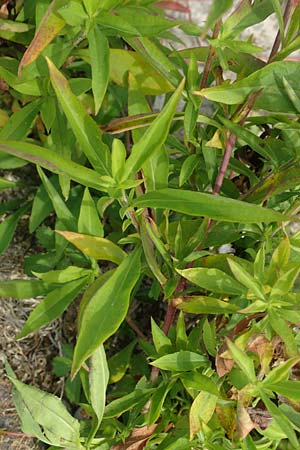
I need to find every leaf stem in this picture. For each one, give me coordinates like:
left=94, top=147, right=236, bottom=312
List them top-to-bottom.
left=269, top=0, right=296, bottom=61
left=200, top=19, right=222, bottom=90
left=126, top=315, right=147, bottom=340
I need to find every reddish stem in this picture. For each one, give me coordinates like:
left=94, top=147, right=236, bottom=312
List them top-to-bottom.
left=269, top=0, right=297, bottom=61
left=200, top=19, right=222, bottom=90
left=213, top=133, right=237, bottom=195
left=126, top=316, right=147, bottom=340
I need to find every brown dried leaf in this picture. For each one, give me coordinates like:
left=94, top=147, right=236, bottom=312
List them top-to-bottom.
left=247, top=333, right=274, bottom=376
left=215, top=344, right=234, bottom=377
left=237, top=403, right=257, bottom=439
left=111, top=424, right=157, bottom=450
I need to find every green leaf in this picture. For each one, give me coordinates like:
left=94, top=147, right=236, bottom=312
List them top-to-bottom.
left=18, top=0, right=65, bottom=73
left=56, top=0, right=87, bottom=26
left=83, top=0, right=99, bottom=16
left=204, top=0, right=233, bottom=33
left=221, top=0, right=275, bottom=39
left=270, top=0, right=284, bottom=46
left=117, top=9, right=176, bottom=36
left=96, top=10, right=140, bottom=35
left=88, top=25, right=109, bottom=115
left=125, top=37, right=179, bottom=88
left=46, top=57, right=111, bottom=176
left=197, top=62, right=300, bottom=113
left=128, top=73, right=169, bottom=192
left=123, top=78, right=184, bottom=179
left=0, top=99, right=41, bottom=140
left=111, top=138, right=126, bottom=182
left=0, top=140, right=110, bottom=192
left=179, top=154, right=199, bottom=187
left=38, top=167, right=76, bottom=230
left=244, top=167, right=300, bottom=204
left=29, top=180, right=54, bottom=233
left=78, top=188, right=104, bottom=237
left=133, top=189, right=287, bottom=223
left=0, top=205, right=28, bottom=255
left=56, top=230, right=126, bottom=264
left=267, top=237, right=290, bottom=285
left=72, top=248, right=141, bottom=377
left=227, top=258, right=265, bottom=300
left=33, top=266, right=91, bottom=283
left=270, top=266, right=300, bottom=298
left=177, top=267, right=245, bottom=295
left=78, top=269, right=114, bottom=329
left=17, top=277, right=88, bottom=339
left=0, top=280, right=51, bottom=299
left=175, top=296, right=239, bottom=314
left=269, top=309, right=297, bottom=357
left=176, top=311, right=188, bottom=351
left=151, top=318, right=173, bottom=356
left=203, top=319, right=217, bottom=357
left=226, top=339, right=256, bottom=384
left=108, top=341, right=136, bottom=384
left=88, top=345, right=109, bottom=442
left=151, top=351, right=208, bottom=372
left=262, top=357, right=300, bottom=386
left=180, top=372, right=219, bottom=396
left=8, top=376, right=81, bottom=448
left=147, top=380, right=175, bottom=425
left=269, top=381, right=300, bottom=402
left=104, top=385, right=154, bottom=419
left=12, top=388, right=53, bottom=445
left=259, top=390, right=299, bottom=448
left=189, top=391, right=218, bottom=439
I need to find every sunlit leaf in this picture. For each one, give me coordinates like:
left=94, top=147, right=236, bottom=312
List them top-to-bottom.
left=133, top=189, right=287, bottom=223
left=56, top=231, right=126, bottom=264
left=72, top=249, right=141, bottom=377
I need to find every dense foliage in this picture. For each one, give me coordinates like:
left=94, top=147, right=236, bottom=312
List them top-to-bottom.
left=1, top=0, right=300, bottom=449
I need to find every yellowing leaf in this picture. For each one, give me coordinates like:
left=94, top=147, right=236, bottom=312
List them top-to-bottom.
left=19, top=0, right=65, bottom=74
left=56, top=231, right=126, bottom=264
left=190, top=391, right=217, bottom=439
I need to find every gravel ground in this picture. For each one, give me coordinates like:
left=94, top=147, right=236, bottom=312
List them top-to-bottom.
left=0, top=2, right=283, bottom=449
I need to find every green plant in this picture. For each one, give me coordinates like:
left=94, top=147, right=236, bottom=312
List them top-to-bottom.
left=1, top=0, right=300, bottom=449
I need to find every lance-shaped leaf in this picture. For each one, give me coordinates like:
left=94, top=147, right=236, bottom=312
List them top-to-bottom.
left=19, top=0, right=65, bottom=74
left=88, top=25, right=109, bottom=115
left=126, top=37, right=180, bottom=87
left=46, top=57, right=111, bottom=176
left=196, top=61, right=300, bottom=113
left=123, top=79, right=185, bottom=179
left=0, top=99, right=41, bottom=140
left=0, top=140, right=110, bottom=192
left=244, top=166, right=300, bottom=204
left=78, top=187, right=104, bottom=237
left=132, top=189, right=288, bottom=223
left=0, top=205, right=29, bottom=255
left=56, top=231, right=126, bottom=264
left=71, top=249, right=141, bottom=377
left=177, top=267, right=245, bottom=295
left=17, top=277, right=88, bottom=339
left=0, top=280, right=51, bottom=299
left=174, top=296, right=239, bottom=314
left=88, top=345, right=109, bottom=444
left=151, top=351, right=208, bottom=371
left=8, top=375, right=81, bottom=448
left=259, top=390, right=299, bottom=448
left=190, top=391, right=218, bottom=439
